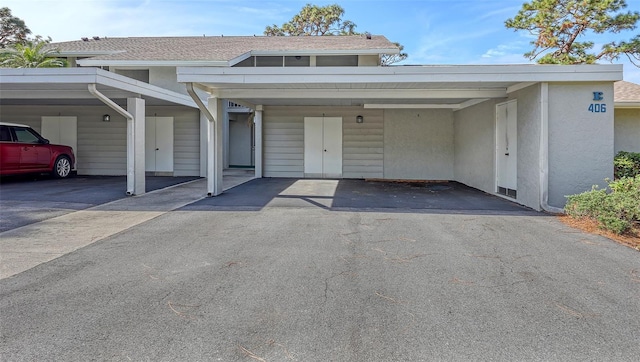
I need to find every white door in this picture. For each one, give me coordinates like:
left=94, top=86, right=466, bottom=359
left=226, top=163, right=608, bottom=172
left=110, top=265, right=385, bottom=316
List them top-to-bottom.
left=496, top=100, right=517, bottom=197
left=41, top=116, right=78, bottom=163
left=145, top=117, right=174, bottom=173
left=304, top=117, right=342, bottom=178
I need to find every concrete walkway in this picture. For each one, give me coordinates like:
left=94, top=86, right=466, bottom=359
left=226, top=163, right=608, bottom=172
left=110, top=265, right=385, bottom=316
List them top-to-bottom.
left=0, top=170, right=254, bottom=279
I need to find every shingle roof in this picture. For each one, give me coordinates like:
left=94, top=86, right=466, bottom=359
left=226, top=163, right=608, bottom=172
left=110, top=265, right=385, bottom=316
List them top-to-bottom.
left=50, top=35, right=398, bottom=62
left=615, top=80, right=640, bottom=102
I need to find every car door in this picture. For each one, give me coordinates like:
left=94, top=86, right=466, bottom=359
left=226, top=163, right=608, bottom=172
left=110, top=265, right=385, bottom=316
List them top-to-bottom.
left=0, top=125, right=21, bottom=173
left=13, top=126, right=51, bottom=170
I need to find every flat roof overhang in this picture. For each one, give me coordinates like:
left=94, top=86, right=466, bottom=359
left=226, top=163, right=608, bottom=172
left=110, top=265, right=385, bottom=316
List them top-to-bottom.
left=177, top=64, right=623, bottom=108
left=0, top=68, right=196, bottom=107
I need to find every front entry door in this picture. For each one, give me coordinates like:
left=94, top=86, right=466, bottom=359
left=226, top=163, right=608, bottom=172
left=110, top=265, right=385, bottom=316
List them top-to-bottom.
left=496, top=100, right=517, bottom=198
left=145, top=117, right=174, bottom=173
left=304, top=117, right=342, bottom=178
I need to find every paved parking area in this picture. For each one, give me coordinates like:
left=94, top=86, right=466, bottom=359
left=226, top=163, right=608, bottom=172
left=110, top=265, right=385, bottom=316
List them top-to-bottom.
left=0, top=175, right=199, bottom=232
left=1, top=178, right=639, bottom=360
left=183, top=178, right=532, bottom=213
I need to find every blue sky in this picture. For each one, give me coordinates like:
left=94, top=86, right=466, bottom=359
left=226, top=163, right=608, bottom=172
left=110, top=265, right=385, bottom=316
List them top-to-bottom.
left=5, top=0, right=640, bottom=82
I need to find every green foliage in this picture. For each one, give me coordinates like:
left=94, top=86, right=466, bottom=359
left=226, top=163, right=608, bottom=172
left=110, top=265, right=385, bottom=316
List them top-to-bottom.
left=505, top=0, right=640, bottom=66
left=264, top=3, right=407, bottom=65
left=265, top=4, right=358, bottom=36
left=0, top=7, right=31, bottom=48
left=0, top=39, right=67, bottom=68
left=614, top=151, right=640, bottom=178
left=565, top=176, right=640, bottom=234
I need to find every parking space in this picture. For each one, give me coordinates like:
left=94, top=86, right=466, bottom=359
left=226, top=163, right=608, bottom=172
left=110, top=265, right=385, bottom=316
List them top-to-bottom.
left=0, top=175, right=199, bottom=232
left=181, top=178, right=534, bottom=214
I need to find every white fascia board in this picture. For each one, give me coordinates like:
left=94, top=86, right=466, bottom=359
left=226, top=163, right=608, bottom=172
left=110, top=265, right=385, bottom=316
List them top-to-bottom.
left=249, top=48, right=399, bottom=56
left=57, top=50, right=124, bottom=57
left=228, top=52, right=252, bottom=67
left=78, top=59, right=229, bottom=67
left=178, top=64, right=622, bottom=84
left=0, top=68, right=195, bottom=107
left=95, top=70, right=196, bottom=106
left=216, top=88, right=507, bottom=99
left=615, top=102, right=640, bottom=108
left=364, top=103, right=460, bottom=109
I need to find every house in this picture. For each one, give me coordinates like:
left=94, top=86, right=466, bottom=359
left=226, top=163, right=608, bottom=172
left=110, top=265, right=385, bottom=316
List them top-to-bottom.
left=0, top=35, right=630, bottom=212
left=614, top=80, right=640, bottom=153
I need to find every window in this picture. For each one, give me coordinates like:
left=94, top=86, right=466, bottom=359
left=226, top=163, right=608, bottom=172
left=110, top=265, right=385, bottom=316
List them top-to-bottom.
left=316, top=55, right=358, bottom=66
left=285, top=56, right=310, bottom=67
left=0, top=126, right=11, bottom=141
left=13, top=127, right=42, bottom=143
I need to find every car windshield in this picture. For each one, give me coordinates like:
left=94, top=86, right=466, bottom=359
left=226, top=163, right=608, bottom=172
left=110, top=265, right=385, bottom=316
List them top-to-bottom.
left=14, top=127, right=42, bottom=143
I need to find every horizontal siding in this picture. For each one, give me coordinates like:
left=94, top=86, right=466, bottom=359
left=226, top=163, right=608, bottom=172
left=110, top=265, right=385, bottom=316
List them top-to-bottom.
left=0, top=105, right=200, bottom=176
left=262, top=106, right=384, bottom=179
left=169, top=107, right=200, bottom=176
left=263, top=113, right=305, bottom=178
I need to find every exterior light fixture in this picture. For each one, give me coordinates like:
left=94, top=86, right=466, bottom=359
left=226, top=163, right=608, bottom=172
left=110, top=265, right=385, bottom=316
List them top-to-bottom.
left=102, top=114, right=111, bottom=122
left=356, top=115, right=364, bottom=123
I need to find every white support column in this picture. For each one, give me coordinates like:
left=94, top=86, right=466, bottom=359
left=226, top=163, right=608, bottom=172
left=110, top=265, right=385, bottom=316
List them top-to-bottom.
left=207, top=96, right=224, bottom=196
left=127, top=97, right=146, bottom=195
left=254, top=105, right=263, bottom=178
left=199, top=112, right=208, bottom=177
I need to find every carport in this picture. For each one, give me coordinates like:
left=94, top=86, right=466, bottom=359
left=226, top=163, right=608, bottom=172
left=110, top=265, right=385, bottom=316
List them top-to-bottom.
left=178, top=64, right=622, bottom=211
left=0, top=68, right=198, bottom=195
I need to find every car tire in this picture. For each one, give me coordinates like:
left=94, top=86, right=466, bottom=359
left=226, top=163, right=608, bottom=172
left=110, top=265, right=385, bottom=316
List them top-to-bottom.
left=52, top=155, right=72, bottom=178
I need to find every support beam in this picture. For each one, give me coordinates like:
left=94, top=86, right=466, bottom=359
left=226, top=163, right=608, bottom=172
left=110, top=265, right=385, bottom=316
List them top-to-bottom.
left=127, top=97, right=146, bottom=195
left=207, top=97, right=224, bottom=196
left=254, top=105, right=263, bottom=178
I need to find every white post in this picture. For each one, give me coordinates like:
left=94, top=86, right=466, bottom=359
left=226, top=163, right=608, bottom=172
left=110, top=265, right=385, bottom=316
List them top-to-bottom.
left=127, top=97, right=145, bottom=195
left=207, top=97, right=224, bottom=196
left=254, top=105, right=263, bottom=178
left=199, top=112, right=208, bottom=178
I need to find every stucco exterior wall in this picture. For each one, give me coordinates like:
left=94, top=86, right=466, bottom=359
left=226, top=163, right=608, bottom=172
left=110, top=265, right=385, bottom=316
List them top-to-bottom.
left=149, top=67, right=185, bottom=94
left=548, top=83, right=614, bottom=208
left=509, top=84, right=541, bottom=210
left=453, top=100, right=496, bottom=194
left=0, top=105, right=201, bottom=176
left=614, top=108, right=640, bottom=153
left=383, top=109, right=454, bottom=180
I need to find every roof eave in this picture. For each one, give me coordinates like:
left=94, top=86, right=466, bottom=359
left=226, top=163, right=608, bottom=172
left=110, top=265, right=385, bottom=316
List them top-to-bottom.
left=76, top=59, right=230, bottom=67
left=615, top=101, right=640, bottom=108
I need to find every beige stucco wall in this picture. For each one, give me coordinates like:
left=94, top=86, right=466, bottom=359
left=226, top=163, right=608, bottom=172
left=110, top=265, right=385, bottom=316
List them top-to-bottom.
left=548, top=83, right=614, bottom=208
left=509, top=84, right=542, bottom=210
left=453, top=100, right=496, bottom=195
left=614, top=108, right=640, bottom=153
left=383, top=109, right=454, bottom=180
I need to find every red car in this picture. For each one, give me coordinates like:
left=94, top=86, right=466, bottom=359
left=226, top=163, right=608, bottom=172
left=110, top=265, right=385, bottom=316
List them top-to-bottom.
left=0, top=122, right=75, bottom=178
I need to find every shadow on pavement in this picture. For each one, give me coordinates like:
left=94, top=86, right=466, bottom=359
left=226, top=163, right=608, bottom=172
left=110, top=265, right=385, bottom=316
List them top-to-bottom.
left=180, top=178, right=539, bottom=215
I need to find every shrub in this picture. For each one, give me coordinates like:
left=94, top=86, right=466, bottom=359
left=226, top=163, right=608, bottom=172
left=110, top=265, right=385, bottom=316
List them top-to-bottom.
left=614, top=151, right=640, bottom=179
left=565, top=176, right=640, bottom=234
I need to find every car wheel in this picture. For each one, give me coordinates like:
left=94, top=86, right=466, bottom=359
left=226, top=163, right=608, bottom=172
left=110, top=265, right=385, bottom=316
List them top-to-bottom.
left=52, top=156, right=72, bottom=178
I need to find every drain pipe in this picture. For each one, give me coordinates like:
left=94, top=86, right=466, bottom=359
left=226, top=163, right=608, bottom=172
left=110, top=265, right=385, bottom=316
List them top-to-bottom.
left=539, top=82, right=565, bottom=214
left=88, top=84, right=136, bottom=195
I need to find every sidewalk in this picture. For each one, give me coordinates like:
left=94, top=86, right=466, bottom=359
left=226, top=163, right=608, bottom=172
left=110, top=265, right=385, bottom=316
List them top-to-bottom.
left=0, top=170, right=255, bottom=279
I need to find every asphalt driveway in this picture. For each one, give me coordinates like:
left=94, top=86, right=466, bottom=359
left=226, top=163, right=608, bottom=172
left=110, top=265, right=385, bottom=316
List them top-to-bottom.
left=0, top=175, right=199, bottom=232
left=1, top=178, right=638, bottom=361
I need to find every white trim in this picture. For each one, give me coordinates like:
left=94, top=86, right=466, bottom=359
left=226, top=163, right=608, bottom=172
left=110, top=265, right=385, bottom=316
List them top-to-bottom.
left=249, top=48, right=399, bottom=56
left=78, top=59, right=230, bottom=67
left=178, top=64, right=623, bottom=84
left=0, top=68, right=196, bottom=107
left=507, top=82, right=536, bottom=94
left=217, top=88, right=507, bottom=99
left=364, top=98, right=491, bottom=110
left=615, top=102, right=640, bottom=108
left=364, top=103, right=461, bottom=109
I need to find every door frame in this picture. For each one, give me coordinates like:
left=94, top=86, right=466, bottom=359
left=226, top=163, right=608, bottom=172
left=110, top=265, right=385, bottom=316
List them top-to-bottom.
left=495, top=99, right=517, bottom=199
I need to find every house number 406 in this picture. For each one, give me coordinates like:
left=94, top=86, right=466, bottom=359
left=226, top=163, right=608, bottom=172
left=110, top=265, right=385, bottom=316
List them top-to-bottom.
left=588, top=92, right=606, bottom=113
